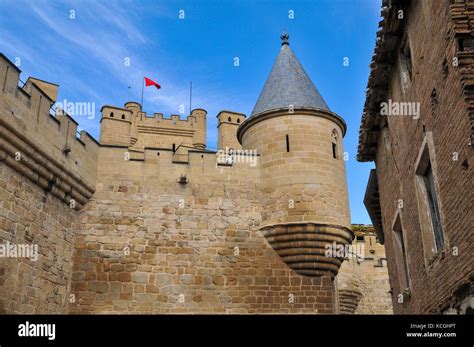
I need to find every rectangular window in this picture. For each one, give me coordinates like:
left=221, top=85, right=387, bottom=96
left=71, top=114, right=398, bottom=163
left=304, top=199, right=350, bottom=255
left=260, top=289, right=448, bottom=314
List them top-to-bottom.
left=399, top=35, right=413, bottom=91
left=459, top=35, right=474, bottom=52
left=402, top=41, right=413, bottom=81
left=414, top=134, right=446, bottom=263
left=286, top=135, right=290, bottom=152
left=332, top=143, right=337, bottom=159
left=422, top=164, right=444, bottom=251
left=393, top=214, right=410, bottom=289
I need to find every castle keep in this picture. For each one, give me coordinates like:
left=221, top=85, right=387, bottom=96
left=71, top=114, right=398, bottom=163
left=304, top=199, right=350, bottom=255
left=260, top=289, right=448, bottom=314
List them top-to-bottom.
left=0, top=34, right=391, bottom=314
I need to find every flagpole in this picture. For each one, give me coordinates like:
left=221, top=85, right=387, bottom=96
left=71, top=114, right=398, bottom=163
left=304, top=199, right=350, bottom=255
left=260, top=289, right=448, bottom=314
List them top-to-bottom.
left=141, top=77, right=145, bottom=110
left=189, top=81, right=192, bottom=114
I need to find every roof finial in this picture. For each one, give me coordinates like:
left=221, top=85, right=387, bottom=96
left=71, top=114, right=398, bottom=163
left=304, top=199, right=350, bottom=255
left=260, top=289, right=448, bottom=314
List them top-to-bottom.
left=281, top=31, right=289, bottom=46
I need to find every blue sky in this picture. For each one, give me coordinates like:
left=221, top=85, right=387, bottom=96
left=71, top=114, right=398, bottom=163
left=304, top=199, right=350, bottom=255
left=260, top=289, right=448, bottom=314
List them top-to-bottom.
left=0, top=0, right=380, bottom=224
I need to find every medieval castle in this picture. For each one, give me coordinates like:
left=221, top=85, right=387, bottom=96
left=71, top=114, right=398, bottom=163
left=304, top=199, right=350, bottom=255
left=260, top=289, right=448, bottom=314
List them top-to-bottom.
left=4, top=0, right=472, bottom=315
left=4, top=0, right=474, bottom=314
left=0, top=30, right=393, bottom=314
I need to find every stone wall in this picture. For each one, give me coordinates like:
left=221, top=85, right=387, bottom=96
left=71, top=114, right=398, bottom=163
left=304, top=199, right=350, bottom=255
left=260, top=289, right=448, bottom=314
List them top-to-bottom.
left=0, top=53, right=98, bottom=313
left=70, top=147, right=336, bottom=313
left=0, top=164, right=78, bottom=313
left=337, top=228, right=393, bottom=314
left=354, top=235, right=392, bottom=314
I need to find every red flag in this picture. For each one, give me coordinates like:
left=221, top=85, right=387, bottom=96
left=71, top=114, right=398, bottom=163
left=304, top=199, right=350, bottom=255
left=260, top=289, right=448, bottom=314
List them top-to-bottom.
left=144, top=77, right=161, bottom=89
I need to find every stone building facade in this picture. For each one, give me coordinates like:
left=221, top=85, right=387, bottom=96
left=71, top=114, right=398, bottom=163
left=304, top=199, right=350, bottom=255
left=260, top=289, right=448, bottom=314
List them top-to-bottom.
left=358, top=0, right=473, bottom=314
left=1, top=33, right=391, bottom=314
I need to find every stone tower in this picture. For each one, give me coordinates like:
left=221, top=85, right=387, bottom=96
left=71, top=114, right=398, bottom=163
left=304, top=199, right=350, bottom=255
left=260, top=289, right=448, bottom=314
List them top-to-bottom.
left=237, top=33, right=353, bottom=278
left=217, top=111, right=246, bottom=150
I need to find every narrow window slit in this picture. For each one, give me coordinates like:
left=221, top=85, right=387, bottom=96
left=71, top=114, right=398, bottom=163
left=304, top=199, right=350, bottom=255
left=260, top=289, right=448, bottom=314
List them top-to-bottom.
left=331, top=129, right=338, bottom=159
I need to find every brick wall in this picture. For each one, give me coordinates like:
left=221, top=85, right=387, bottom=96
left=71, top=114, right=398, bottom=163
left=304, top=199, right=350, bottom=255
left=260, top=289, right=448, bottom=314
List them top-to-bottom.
left=370, top=0, right=473, bottom=313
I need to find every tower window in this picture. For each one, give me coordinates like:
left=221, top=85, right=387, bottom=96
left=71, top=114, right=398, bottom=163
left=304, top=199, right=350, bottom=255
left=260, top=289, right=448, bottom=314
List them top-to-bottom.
left=110, top=112, right=114, bottom=118
left=121, top=114, right=125, bottom=119
left=228, top=117, right=232, bottom=122
left=237, top=118, right=240, bottom=124
left=331, top=130, right=338, bottom=159
left=286, top=134, right=290, bottom=152
left=172, top=143, right=176, bottom=153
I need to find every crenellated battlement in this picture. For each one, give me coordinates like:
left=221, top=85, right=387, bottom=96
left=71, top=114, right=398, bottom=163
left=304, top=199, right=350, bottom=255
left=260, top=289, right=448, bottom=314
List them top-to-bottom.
left=0, top=53, right=99, bottom=208
left=100, top=100, right=208, bottom=151
left=141, top=112, right=197, bottom=123
left=137, top=113, right=199, bottom=138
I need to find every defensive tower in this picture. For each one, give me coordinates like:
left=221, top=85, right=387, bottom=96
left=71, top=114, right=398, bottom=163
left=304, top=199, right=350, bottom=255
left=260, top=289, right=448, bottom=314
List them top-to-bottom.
left=237, top=33, right=353, bottom=277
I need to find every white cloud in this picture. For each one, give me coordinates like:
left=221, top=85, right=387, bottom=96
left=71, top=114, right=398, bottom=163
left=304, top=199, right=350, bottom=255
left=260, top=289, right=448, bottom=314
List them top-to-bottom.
left=1, top=0, right=251, bottom=146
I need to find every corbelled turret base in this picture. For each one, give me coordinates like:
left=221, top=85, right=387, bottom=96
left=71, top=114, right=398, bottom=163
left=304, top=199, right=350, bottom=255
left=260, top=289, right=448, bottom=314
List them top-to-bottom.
left=261, top=223, right=353, bottom=277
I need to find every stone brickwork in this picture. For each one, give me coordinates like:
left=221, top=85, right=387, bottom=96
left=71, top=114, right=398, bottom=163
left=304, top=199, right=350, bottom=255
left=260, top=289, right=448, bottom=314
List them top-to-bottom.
left=358, top=0, right=473, bottom=314
left=0, top=28, right=394, bottom=314
left=0, top=53, right=98, bottom=313
left=239, top=111, right=349, bottom=227
left=71, top=147, right=335, bottom=313
left=0, top=164, right=78, bottom=313
left=337, top=226, right=393, bottom=314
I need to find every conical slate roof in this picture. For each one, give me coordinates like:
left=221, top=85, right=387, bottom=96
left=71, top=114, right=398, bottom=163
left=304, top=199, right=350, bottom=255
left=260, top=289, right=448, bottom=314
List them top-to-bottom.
left=251, top=34, right=329, bottom=117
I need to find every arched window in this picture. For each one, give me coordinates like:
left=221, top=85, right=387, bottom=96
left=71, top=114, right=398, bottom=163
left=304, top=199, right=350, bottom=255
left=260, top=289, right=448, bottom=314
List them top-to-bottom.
left=110, top=112, right=114, bottom=118
left=121, top=114, right=125, bottom=119
left=228, top=117, right=232, bottom=122
left=237, top=118, right=240, bottom=124
left=331, top=130, right=338, bottom=159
